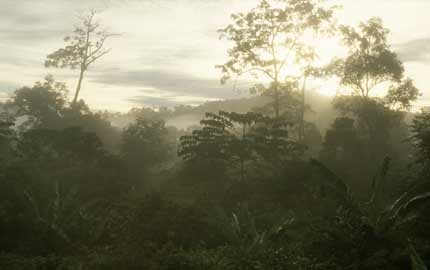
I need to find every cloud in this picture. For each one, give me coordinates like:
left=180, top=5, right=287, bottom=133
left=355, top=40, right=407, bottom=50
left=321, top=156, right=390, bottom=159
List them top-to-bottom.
left=0, top=0, right=115, bottom=44
left=0, top=29, right=67, bottom=44
left=395, top=38, right=430, bottom=63
left=139, top=47, right=209, bottom=67
left=88, top=68, right=254, bottom=108
left=90, top=68, right=249, bottom=100
left=127, top=95, right=220, bottom=108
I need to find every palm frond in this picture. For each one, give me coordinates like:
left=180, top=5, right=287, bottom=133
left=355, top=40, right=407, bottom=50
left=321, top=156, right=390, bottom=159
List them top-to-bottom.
left=409, top=243, right=428, bottom=270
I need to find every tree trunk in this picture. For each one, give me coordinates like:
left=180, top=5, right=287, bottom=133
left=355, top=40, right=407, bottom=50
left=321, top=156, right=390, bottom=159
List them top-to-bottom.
left=73, top=66, right=86, bottom=105
left=299, top=76, right=307, bottom=142
left=272, top=80, right=281, bottom=173
left=274, top=81, right=280, bottom=119
left=240, top=124, right=246, bottom=182
left=240, top=159, right=244, bottom=182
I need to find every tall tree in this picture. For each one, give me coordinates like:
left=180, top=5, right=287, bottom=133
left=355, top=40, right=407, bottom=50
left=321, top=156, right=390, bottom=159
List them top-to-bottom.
left=218, top=0, right=336, bottom=119
left=45, top=10, right=116, bottom=104
left=333, top=17, right=417, bottom=102
left=326, top=18, right=420, bottom=177
left=330, top=18, right=419, bottom=139
left=12, top=75, right=68, bottom=129
left=179, top=111, right=303, bottom=180
left=179, top=111, right=256, bottom=180
left=121, top=117, right=171, bottom=184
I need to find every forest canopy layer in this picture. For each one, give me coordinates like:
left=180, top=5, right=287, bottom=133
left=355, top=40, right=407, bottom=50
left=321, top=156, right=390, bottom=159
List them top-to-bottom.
left=0, top=0, right=429, bottom=269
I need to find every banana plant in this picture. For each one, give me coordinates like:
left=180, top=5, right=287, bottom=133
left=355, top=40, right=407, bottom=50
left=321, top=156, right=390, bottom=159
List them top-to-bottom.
left=311, top=157, right=430, bottom=267
left=23, top=181, right=112, bottom=251
left=214, top=205, right=295, bottom=253
left=409, top=242, right=429, bottom=270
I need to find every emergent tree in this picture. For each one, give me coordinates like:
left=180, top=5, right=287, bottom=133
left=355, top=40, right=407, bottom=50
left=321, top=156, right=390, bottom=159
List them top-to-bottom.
left=218, top=0, right=336, bottom=120
left=45, top=10, right=117, bottom=104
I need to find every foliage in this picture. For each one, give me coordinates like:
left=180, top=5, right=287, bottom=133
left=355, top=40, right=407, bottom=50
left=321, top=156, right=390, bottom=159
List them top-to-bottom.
left=218, top=0, right=336, bottom=117
left=1, top=2, right=430, bottom=269
left=45, top=10, right=117, bottom=103
left=327, top=18, right=419, bottom=165
left=337, top=19, right=401, bottom=93
left=11, top=75, right=68, bottom=129
left=9, top=76, right=120, bottom=150
left=385, top=78, right=421, bottom=111
left=410, top=108, right=430, bottom=168
left=179, top=111, right=304, bottom=181
left=121, top=117, right=173, bottom=188
left=0, top=127, right=126, bottom=257
left=309, top=157, right=430, bottom=269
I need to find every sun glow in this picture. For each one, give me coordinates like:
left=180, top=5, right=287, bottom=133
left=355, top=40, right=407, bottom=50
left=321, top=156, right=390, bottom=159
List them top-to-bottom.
left=273, top=33, right=346, bottom=97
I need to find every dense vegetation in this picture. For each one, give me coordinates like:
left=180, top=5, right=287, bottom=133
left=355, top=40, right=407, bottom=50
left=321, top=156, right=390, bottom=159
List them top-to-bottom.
left=1, top=0, right=429, bottom=269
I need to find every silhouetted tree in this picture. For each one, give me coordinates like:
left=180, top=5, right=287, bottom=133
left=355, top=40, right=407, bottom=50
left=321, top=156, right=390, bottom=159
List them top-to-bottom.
left=218, top=0, right=336, bottom=119
left=2, top=2, right=430, bottom=268
left=45, top=10, right=117, bottom=104
left=326, top=18, right=419, bottom=172
left=330, top=18, right=419, bottom=119
left=333, top=18, right=407, bottom=98
left=12, top=75, right=67, bottom=129
left=10, top=76, right=121, bottom=150
left=385, top=78, right=420, bottom=111
left=411, top=108, right=430, bottom=172
left=179, top=111, right=303, bottom=180
left=221, top=111, right=262, bottom=181
left=179, top=112, right=235, bottom=174
left=121, top=117, right=171, bottom=185
left=320, top=117, right=362, bottom=162
left=0, top=118, right=15, bottom=167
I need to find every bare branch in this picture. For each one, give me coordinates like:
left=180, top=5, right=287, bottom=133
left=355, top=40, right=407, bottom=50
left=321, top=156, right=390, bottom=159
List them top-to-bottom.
left=86, top=48, right=111, bottom=67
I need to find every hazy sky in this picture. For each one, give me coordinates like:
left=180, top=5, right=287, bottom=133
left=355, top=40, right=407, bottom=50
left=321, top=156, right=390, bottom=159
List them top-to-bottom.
left=1, top=0, right=429, bottom=111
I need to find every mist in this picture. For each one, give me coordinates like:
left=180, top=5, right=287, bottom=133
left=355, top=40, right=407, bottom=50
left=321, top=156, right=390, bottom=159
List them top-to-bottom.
left=1, top=0, right=430, bottom=269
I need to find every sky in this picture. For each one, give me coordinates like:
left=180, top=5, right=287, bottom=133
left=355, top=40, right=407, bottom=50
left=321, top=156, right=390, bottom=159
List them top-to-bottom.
left=0, top=0, right=429, bottom=112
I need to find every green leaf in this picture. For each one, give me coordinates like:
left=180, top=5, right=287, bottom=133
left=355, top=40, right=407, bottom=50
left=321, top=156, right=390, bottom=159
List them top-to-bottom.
left=409, top=243, right=428, bottom=270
